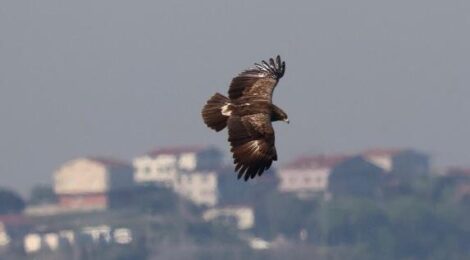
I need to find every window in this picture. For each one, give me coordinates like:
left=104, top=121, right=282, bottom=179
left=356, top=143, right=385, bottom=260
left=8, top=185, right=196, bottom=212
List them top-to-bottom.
left=179, top=153, right=196, bottom=170
left=144, top=166, right=152, bottom=175
left=201, top=190, right=214, bottom=196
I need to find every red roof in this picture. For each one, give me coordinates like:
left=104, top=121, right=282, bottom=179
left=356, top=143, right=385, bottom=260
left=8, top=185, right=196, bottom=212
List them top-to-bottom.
left=146, top=145, right=210, bottom=157
left=362, top=148, right=404, bottom=157
left=282, top=154, right=351, bottom=170
left=86, top=157, right=131, bottom=167
left=446, top=167, right=470, bottom=177
left=216, top=203, right=253, bottom=209
left=0, top=214, right=30, bottom=226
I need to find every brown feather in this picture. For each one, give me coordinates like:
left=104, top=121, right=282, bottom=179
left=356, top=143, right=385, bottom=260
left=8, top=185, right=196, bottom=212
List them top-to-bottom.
left=201, top=56, right=287, bottom=181
left=228, top=56, right=285, bottom=101
left=201, top=93, right=230, bottom=132
left=228, top=114, right=277, bottom=181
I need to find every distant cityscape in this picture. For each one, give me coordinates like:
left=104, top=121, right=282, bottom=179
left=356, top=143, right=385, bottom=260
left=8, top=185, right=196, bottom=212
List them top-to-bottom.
left=1, top=145, right=469, bottom=259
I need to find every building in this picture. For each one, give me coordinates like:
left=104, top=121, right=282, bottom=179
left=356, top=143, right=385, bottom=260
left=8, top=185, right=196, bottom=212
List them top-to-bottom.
left=133, top=146, right=223, bottom=206
left=133, top=146, right=223, bottom=185
left=363, top=148, right=430, bottom=176
left=277, top=155, right=349, bottom=195
left=328, top=156, right=386, bottom=197
left=53, top=157, right=134, bottom=210
left=438, top=167, right=470, bottom=202
left=444, top=167, right=470, bottom=178
left=175, top=171, right=218, bottom=207
left=203, top=205, right=254, bottom=230
left=0, top=214, right=30, bottom=252
left=0, top=222, right=9, bottom=248
left=23, top=226, right=133, bottom=254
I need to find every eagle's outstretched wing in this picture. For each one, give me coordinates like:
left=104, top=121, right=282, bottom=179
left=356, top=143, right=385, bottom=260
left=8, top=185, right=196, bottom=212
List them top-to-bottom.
left=228, top=55, right=285, bottom=102
left=227, top=113, right=277, bottom=181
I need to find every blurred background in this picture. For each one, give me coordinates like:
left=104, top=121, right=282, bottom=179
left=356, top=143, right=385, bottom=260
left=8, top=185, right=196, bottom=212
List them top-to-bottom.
left=1, top=0, right=469, bottom=259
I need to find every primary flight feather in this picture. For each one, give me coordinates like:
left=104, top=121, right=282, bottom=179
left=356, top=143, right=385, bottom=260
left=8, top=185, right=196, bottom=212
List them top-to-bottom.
left=202, top=55, right=288, bottom=181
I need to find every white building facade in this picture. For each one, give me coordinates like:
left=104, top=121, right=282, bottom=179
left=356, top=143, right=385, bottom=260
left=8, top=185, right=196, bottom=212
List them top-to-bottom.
left=133, top=146, right=223, bottom=207
left=362, top=148, right=430, bottom=175
left=277, top=155, right=349, bottom=195
left=53, top=157, right=134, bottom=209
left=203, top=206, right=255, bottom=230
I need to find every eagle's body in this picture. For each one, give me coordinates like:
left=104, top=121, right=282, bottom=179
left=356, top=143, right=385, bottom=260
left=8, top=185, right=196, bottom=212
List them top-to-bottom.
left=201, top=56, right=288, bottom=181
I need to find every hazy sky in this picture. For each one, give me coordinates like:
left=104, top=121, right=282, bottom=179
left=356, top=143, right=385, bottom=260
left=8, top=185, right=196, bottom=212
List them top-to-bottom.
left=1, top=0, right=470, bottom=193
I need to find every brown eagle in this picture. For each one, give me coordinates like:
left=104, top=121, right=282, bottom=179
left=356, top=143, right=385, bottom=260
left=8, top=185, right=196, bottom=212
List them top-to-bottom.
left=201, top=55, right=288, bottom=181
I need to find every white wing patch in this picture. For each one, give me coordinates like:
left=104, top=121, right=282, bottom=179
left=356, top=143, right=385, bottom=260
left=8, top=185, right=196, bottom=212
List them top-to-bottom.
left=221, top=104, right=232, bottom=116
left=250, top=140, right=261, bottom=153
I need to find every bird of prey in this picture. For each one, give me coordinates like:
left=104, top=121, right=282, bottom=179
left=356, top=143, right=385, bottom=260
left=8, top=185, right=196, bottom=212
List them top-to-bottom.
left=201, top=55, right=289, bottom=181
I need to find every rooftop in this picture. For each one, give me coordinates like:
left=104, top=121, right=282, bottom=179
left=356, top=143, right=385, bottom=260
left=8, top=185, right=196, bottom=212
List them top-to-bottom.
left=146, top=145, right=217, bottom=157
left=362, top=148, right=405, bottom=157
left=282, top=154, right=351, bottom=170
left=85, top=157, right=131, bottom=168
left=446, top=167, right=470, bottom=177
left=0, top=214, right=30, bottom=226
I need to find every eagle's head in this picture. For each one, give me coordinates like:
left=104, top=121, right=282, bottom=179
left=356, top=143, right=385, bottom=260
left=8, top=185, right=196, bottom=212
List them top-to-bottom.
left=271, top=105, right=289, bottom=124
left=279, top=112, right=290, bottom=124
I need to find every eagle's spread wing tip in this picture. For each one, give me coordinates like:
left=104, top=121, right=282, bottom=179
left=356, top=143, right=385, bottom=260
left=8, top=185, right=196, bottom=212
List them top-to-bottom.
left=228, top=55, right=286, bottom=100
left=256, top=55, right=285, bottom=79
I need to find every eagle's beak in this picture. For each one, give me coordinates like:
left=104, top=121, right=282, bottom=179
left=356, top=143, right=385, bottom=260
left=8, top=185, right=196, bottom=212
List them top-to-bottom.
left=285, top=119, right=290, bottom=124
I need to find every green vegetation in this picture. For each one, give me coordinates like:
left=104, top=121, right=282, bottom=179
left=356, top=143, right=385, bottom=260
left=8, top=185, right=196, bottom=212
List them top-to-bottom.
left=5, top=173, right=470, bottom=259
left=251, top=175, right=470, bottom=260
left=28, top=184, right=57, bottom=205
left=0, top=188, right=25, bottom=214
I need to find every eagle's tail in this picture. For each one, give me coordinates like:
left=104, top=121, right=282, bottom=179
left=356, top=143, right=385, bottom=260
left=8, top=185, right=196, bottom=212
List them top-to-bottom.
left=202, top=93, right=230, bottom=132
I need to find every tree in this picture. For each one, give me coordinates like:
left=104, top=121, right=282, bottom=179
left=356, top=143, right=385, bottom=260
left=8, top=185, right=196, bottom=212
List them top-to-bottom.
left=329, top=156, right=385, bottom=198
left=217, top=166, right=278, bottom=205
left=28, top=184, right=57, bottom=205
left=0, top=188, right=25, bottom=214
left=253, top=191, right=316, bottom=239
